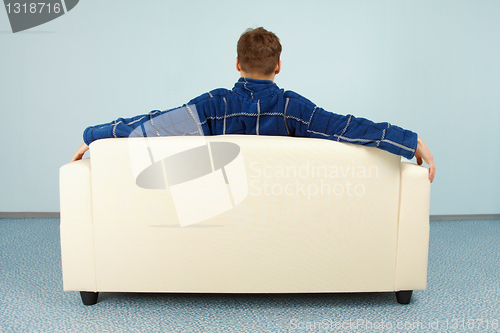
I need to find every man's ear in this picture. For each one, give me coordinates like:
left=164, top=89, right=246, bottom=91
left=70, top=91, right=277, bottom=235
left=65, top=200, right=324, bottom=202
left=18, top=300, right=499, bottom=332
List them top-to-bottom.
left=236, top=57, right=241, bottom=72
left=275, top=60, right=281, bottom=74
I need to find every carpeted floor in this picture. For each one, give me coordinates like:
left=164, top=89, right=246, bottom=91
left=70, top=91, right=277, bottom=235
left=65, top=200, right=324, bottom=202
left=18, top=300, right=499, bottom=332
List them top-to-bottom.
left=1, top=218, right=499, bottom=332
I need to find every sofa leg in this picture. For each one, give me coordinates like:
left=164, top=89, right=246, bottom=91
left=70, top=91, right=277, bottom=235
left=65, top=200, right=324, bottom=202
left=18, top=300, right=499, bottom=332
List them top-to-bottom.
left=395, top=290, right=413, bottom=304
left=80, top=291, right=99, bottom=305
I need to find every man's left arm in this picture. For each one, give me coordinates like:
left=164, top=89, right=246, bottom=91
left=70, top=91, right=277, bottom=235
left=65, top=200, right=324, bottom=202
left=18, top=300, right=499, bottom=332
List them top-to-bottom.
left=71, top=142, right=89, bottom=162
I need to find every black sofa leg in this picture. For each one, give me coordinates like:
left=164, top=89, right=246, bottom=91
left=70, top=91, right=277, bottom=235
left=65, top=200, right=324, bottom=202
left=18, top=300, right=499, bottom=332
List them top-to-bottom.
left=395, top=290, right=413, bottom=304
left=80, top=291, right=99, bottom=306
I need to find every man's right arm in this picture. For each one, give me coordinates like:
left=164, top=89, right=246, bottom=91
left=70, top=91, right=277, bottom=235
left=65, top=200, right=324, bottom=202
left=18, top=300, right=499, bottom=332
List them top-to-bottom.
left=299, top=103, right=436, bottom=182
left=414, top=137, right=436, bottom=183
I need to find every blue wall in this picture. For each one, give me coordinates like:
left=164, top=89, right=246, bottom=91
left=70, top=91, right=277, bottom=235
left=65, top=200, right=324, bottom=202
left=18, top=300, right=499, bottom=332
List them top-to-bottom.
left=1, top=0, right=499, bottom=214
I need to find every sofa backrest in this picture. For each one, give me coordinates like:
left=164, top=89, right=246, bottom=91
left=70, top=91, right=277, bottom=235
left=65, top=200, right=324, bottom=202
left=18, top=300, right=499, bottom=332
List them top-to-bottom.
left=87, top=135, right=406, bottom=292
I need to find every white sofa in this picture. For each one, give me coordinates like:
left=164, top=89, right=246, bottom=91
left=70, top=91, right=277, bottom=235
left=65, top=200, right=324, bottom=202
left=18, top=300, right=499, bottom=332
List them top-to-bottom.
left=59, top=135, right=430, bottom=305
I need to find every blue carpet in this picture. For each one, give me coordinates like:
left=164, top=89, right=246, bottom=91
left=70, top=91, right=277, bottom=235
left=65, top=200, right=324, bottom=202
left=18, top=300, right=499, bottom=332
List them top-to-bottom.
left=1, top=218, right=499, bottom=332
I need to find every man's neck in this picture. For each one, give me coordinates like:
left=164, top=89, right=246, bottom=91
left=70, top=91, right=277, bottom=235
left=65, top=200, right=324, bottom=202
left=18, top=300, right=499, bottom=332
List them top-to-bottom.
left=240, top=72, right=275, bottom=81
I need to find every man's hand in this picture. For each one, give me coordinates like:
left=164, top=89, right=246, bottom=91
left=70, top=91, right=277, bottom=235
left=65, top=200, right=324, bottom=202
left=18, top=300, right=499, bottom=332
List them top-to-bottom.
left=414, top=137, right=435, bottom=183
left=71, top=142, right=89, bottom=162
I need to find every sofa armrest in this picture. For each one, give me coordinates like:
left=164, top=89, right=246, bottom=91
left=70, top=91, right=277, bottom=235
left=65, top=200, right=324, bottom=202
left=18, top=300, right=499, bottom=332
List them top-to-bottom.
left=59, top=158, right=96, bottom=291
left=395, top=162, right=431, bottom=291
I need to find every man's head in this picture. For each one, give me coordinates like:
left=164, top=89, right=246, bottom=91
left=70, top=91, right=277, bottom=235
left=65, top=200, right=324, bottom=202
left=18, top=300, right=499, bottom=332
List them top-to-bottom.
left=237, top=27, right=282, bottom=80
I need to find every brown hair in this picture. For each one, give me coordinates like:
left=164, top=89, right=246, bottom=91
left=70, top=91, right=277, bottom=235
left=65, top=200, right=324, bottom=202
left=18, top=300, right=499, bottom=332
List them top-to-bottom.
left=237, top=27, right=282, bottom=75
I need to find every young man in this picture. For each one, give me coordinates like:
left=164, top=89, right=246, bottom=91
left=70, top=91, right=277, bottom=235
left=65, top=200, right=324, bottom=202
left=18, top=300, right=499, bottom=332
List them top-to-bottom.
left=72, top=27, right=435, bottom=182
